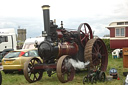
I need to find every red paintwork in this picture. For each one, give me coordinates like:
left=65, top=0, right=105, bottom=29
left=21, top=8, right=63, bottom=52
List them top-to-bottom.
left=108, top=27, right=128, bottom=49
left=108, top=27, right=128, bottom=37
left=126, top=27, right=128, bottom=37
left=108, top=28, right=115, bottom=37
left=56, top=29, right=63, bottom=38
left=110, top=39, right=128, bottom=49
left=58, top=42, right=78, bottom=57
left=34, top=64, right=56, bottom=69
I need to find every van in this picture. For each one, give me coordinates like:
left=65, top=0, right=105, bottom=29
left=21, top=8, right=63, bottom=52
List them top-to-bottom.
left=0, top=28, right=17, bottom=61
left=22, top=37, right=44, bottom=49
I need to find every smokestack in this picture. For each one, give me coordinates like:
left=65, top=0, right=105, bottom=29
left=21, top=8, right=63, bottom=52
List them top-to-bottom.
left=42, top=5, right=50, bottom=37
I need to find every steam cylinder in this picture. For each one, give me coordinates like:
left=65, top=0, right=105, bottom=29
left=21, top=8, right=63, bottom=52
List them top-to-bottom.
left=58, top=42, right=78, bottom=57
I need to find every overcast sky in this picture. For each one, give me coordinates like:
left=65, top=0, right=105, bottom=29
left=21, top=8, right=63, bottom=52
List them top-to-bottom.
left=0, top=0, right=128, bottom=38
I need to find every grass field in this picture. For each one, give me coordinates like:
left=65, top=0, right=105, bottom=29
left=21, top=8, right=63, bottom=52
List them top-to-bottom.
left=1, top=54, right=126, bottom=85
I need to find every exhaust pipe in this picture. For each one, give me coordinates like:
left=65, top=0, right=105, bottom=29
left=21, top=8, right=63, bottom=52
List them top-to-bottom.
left=42, top=5, right=50, bottom=37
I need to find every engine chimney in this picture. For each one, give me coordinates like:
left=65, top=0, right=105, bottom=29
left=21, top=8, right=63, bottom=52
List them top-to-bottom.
left=42, top=5, right=50, bottom=37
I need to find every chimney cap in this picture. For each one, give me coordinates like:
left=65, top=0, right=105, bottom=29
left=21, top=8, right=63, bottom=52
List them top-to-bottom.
left=42, top=5, right=50, bottom=10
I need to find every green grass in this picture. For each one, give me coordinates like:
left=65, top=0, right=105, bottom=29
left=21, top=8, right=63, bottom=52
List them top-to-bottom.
left=1, top=54, right=126, bottom=85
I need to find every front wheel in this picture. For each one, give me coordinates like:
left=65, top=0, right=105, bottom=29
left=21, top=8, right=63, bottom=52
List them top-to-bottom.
left=23, top=57, right=43, bottom=83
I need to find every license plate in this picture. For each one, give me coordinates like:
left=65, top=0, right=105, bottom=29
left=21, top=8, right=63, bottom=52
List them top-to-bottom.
left=5, top=61, right=13, bottom=64
left=0, top=66, right=3, bottom=71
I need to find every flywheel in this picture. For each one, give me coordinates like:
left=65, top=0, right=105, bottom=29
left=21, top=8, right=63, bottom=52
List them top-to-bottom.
left=77, top=23, right=93, bottom=48
left=84, top=38, right=108, bottom=71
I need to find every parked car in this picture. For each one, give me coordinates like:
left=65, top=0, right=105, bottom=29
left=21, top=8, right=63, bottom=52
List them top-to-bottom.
left=2, top=48, right=42, bottom=73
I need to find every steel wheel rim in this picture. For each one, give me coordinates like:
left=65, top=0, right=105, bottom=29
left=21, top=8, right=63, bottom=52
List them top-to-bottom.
left=78, top=23, right=93, bottom=47
left=84, top=38, right=108, bottom=71
left=57, top=55, right=75, bottom=83
left=23, top=57, right=43, bottom=83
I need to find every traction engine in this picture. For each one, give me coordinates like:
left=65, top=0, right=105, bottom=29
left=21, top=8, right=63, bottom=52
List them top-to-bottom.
left=23, top=5, right=108, bottom=83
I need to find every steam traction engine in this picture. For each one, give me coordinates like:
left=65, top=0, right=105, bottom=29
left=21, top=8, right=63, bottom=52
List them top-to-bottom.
left=23, top=5, right=108, bottom=83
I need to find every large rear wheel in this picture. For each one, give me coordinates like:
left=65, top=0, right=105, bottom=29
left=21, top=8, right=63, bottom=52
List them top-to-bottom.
left=84, top=38, right=108, bottom=71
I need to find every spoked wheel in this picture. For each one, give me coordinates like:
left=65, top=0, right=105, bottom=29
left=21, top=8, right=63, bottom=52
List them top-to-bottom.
left=78, top=23, right=93, bottom=47
left=84, top=38, right=108, bottom=71
left=57, top=55, right=75, bottom=83
left=23, top=57, right=43, bottom=83
left=99, top=71, right=106, bottom=82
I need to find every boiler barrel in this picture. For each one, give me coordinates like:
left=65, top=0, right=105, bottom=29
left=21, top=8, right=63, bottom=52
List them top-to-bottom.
left=38, top=41, right=78, bottom=60
left=58, top=42, right=78, bottom=57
